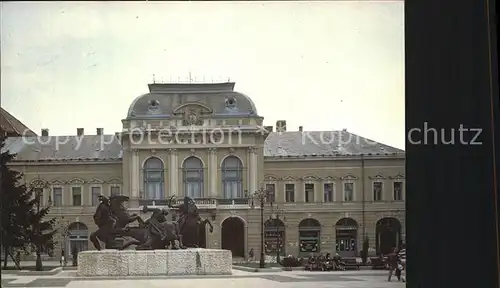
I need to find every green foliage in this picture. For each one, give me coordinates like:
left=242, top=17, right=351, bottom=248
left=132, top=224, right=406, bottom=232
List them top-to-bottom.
left=0, top=136, right=33, bottom=268
left=0, top=136, right=57, bottom=270
left=361, top=236, right=370, bottom=264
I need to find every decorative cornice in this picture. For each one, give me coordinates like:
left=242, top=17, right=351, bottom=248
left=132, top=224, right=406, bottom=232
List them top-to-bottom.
left=368, top=173, right=387, bottom=180
left=389, top=173, right=405, bottom=180
left=340, top=174, right=358, bottom=180
left=264, top=175, right=279, bottom=181
left=281, top=175, right=299, bottom=181
left=301, top=175, right=320, bottom=182
left=321, top=176, right=338, bottom=182
left=106, top=177, right=122, bottom=184
left=68, top=178, right=85, bottom=185
left=88, top=178, right=105, bottom=184
left=30, top=179, right=49, bottom=188
left=50, top=179, right=67, bottom=185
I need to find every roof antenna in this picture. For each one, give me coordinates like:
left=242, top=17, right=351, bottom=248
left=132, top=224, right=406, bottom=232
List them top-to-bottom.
left=152, top=74, right=156, bottom=83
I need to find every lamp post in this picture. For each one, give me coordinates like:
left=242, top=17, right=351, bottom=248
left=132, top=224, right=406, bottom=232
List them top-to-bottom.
left=252, top=187, right=268, bottom=269
left=270, top=205, right=286, bottom=263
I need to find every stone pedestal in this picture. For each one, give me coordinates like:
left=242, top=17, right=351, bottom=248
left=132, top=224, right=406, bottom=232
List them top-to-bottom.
left=77, top=249, right=232, bottom=276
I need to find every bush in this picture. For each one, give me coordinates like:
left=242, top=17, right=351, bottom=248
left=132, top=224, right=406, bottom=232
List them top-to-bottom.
left=281, top=255, right=301, bottom=267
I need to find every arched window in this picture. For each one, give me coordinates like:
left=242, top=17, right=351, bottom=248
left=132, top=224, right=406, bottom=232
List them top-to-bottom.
left=221, top=156, right=243, bottom=198
left=144, top=157, right=164, bottom=200
left=183, top=157, right=204, bottom=198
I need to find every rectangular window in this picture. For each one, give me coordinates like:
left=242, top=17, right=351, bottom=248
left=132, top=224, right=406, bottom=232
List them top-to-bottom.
left=373, top=182, right=383, bottom=201
left=393, top=182, right=403, bottom=201
left=305, top=183, right=314, bottom=203
left=323, top=183, right=334, bottom=202
left=344, top=183, right=354, bottom=202
left=266, top=184, right=276, bottom=203
left=285, top=184, right=295, bottom=202
left=110, top=186, right=121, bottom=197
left=53, top=187, right=62, bottom=207
left=72, top=187, right=82, bottom=206
left=91, top=187, right=101, bottom=206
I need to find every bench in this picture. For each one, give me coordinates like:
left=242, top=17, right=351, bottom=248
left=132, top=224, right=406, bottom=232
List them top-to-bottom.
left=370, top=257, right=386, bottom=270
left=342, top=258, right=360, bottom=270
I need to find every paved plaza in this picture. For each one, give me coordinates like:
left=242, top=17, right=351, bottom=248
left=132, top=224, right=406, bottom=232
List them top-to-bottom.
left=2, top=269, right=405, bottom=288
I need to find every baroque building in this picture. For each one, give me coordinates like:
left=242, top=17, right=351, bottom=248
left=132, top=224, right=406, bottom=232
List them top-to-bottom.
left=1, top=82, right=405, bottom=260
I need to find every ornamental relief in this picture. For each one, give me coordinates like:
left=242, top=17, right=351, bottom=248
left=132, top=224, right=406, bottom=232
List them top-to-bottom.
left=172, top=103, right=213, bottom=126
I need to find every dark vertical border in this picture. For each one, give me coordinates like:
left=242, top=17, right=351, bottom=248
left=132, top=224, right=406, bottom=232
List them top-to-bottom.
left=406, top=0, right=500, bottom=287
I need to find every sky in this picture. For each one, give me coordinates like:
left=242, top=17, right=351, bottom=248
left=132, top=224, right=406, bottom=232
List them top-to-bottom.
left=1, top=1, right=405, bottom=149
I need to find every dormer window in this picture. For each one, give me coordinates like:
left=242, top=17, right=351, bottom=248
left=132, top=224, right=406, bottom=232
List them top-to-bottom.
left=225, top=97, right=237, bottom=110
left=148, top=100, right=161, bottom=114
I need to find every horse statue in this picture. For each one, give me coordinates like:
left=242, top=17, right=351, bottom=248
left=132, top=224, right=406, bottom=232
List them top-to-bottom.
left=90, top=195, right=145, bottom=250
left=172, top=197, right=214, bottom=248
left=119, top=206, right=185, bottom=250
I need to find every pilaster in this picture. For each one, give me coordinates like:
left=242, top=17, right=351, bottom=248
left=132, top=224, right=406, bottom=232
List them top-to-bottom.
left=248, top=146, right=257, bottom=194
left=208, top=148, right=218, bottom=197
left=131, top=149, right=139, bottom=198
left=168, top=149, right=178, bottom=196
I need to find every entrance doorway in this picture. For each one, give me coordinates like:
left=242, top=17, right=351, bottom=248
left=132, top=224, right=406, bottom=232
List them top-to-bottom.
left=221, top=217, right=245, bottom=257
left=376, top=217, right=402, bottom=255
left=298, top=218, right=321, bottom=257
left=335, top=218, right=358, bottom=257
left=264, top=219, right=286, bottom=256
left=67, top=222, right=89, bottom=259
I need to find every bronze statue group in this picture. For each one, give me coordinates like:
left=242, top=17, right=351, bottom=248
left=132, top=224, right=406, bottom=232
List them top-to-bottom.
left=90, top=195, right=214, bottom=251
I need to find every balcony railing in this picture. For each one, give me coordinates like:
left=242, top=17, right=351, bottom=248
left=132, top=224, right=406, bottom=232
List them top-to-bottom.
left=137, top=197, right=251, bottom=209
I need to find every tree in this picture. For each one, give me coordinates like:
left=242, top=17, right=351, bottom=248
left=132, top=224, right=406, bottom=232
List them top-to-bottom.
left=0, top=136, right=32, bottom=269
left=24, top=183, right=57, bottom=271
left=361, top=236, right=370, bottom=264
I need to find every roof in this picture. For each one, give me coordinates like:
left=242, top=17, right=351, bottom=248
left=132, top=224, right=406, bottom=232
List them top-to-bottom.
left=127, top=82, right=259, bottom=118
left=0, top=107, right=37, bottom=137
left=2, top=130, right=404, bottom=163
left=264, top=131, right=404, bottom=157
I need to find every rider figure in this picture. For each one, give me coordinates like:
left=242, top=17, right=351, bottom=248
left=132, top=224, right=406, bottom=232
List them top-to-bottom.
left=138, top=209, right=168, bottom=249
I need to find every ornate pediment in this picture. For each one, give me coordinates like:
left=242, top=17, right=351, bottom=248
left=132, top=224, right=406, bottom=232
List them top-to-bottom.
left=172, top=103, right=213, bottom=126
left=368, top=173, right=387, bottom=180
left=389, top=173, right=405, bottom=180
left=340, top=174, right=358, bottom=180
left=264, top=175, right=279, bottom=182
left=281, top=175, right=298, bottom=181
left=301, top=175, right=320, bottom=182
left=322, top=176, right=337, bottom=182
left=106, top=177, right=122, bottom=184
left=68, top=178, right=85, bottom=185
left=88, top=178, right=104, bottom=184
left=50, top=179, right=66, bottom=185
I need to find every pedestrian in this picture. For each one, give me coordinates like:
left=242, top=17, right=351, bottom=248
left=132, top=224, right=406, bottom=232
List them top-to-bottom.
left=248, top=248, right=254, bottom=262
left=387, top=248, right=400, bottom=282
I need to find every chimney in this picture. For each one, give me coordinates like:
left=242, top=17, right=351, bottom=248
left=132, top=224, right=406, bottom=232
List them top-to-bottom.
left=276, top=120, right=287, bottom=132
left=299, top=126, right=303, bottom=132
left=77, top=128, right=84, bottom=136
left=96, top=128, right=103, bottom=135
left=41, top=129, right=49, bottom=137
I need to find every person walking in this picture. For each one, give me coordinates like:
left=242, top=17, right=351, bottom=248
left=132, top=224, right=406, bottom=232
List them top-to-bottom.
left=248, top=248, right=254, bottom=262
left=387, top=248, right=400, bottom=282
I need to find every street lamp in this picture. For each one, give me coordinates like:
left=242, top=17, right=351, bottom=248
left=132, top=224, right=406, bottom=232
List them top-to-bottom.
left=252, top=187, right=268, bottom=269
left=270, top=205, right=286, bottom=263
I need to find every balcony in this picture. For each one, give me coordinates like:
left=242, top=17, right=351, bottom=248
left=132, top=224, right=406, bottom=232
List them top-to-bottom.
left=135, top=197, right=252, bottom=211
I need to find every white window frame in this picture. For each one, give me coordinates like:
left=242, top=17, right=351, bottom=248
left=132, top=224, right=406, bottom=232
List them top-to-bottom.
left=372, top=180, right=384, bottom=202
left=392, top=180, right=405, bottom=201
left=264, top=181, right=277, bottom=203
left=322, top=181, right=336, bottom=203
left=342, top=181, right=356, bottom=202
left=283, top=182, right=296, bottom=203
left=304, top=182, right=315, bottom=203
left=109, top=184, right=122, bottom=197
left=50, top=185, right=64, bottom=207
left=70, top=185, right=83, bottom=206
left=89, top=185, right=103, bottom=206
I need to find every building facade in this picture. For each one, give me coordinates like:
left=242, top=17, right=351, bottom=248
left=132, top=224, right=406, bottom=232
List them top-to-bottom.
left=2, top=82, right=405, bottom=260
